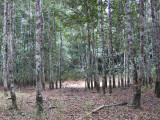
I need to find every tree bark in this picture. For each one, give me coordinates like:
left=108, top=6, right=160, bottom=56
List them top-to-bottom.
left=3, top=0, right=8, bottom=97
left=7, top=0, right=18, bottom=110
left=35, top=0, right=43, bottom=112
left=53, top=0, right=58, bottom=89
left=101, top=0, right=107, bottom=94
left=108, top=0, right=114, bottom=93
left=118, top=0, right=124, bottom=88
left=125, top=0, right=139, bottom=108
left=151, top=0, right=160, bottom=98
left=144, top=1, right=152, bottom=88
left=48, top=9, right=54, bottom=90
left=59, top=20, right=63, bottom=89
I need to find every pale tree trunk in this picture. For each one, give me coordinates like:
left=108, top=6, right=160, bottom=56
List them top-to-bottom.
left=3, top=0, right=8, bottom=97
left=7, top=0, right=18, bottom=110
left=35, top=0, right=43, bottom=112
left=101, top=0, right=107, bottom=94
left=125, top=0, right=139, bottom=108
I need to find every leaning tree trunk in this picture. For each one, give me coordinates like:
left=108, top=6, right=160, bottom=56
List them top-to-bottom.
left=3, top=0, right=8, bottom=97
left=7, top=0, right=18, bottom=110
left=35, top=0, right=43, bottom=112
left=125, top=0, right=139, bottom=108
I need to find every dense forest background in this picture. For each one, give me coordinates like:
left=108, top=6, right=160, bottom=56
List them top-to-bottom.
left=0, top=0, right=160, bottom=119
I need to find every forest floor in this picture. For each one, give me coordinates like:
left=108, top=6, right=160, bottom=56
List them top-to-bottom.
left=0, top=80, right=160, bottom=120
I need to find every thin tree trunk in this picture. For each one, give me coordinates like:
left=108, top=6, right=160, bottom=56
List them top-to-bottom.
left=3, top=0, right=8, bottom=97
left=7, top=0, right=18, bottom=110
left=53, top=0, right=58, bottom=89
left=108, top=0, right=114, bottom=93
left=118, top=0, right=124, bottom=88
left=145, top=1, right=152, bottom=88
left=48, top=9, right=54, bottom=90
left=41, top=11, right=45, bottom=90
left=59, top=20, right=63, bottom=89
left=87, top=22, right=91, bottom=89
left=92, top=24, right=100, bottom=92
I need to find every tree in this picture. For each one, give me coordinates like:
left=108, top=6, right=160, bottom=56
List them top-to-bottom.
left=3, top=0, right=8, bottom=97
left=7, top=0, right=18, bottom=110
left=35, top=0, right=43, bottom=112
left=101, top=0, right=107, bottom=94
left=108, top=0, right=114, bottom=93
left=118, top=0, right=124, bottom=88
left=125, top=0, right=139, bottom=108
left=139, top=0, right=145, bottom=88
left=151, top=0, right=160, bottom=98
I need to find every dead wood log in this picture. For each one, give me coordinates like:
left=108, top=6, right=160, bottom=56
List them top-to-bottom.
left=76, top=101, right=128, bottom=120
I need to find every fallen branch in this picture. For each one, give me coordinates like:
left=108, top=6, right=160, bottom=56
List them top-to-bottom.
left=76, top=101, right=128, bottom=120
left=47, top=106, right=57, bottom=111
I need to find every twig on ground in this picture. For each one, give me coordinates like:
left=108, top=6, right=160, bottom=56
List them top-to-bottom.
left=76, top=101, right=128, bottom=120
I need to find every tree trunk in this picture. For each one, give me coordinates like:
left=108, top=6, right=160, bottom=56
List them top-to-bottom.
left=3, top=0, right=8, bottom=97
left=7, top=0, right=18, bottom=110
left=35, top=0, right=43, bottom=112
left=52, top=0, right=58, bottom=89
left=101, top=0, right=107, bottom=94
left=108, top=0, right=114, bottom=93
left=118, top=0, right=124, bottom=88
left=125, top=0, right=139, bottom=108
left=136, top=0, right=145, bottom=106
left=151, top=0, right=160, bottom=98
left=144, top=1, right=152, bottom=88
left=48, top=9, right=54, bottom=90
left=41, top=12, right=45, bottom=90
left=59, top=20, right=63, bottom=89
left=92, top=24, right=100, bottom=92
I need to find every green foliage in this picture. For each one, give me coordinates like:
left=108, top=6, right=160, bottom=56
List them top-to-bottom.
left=62, top=69, right=85, bottom=80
